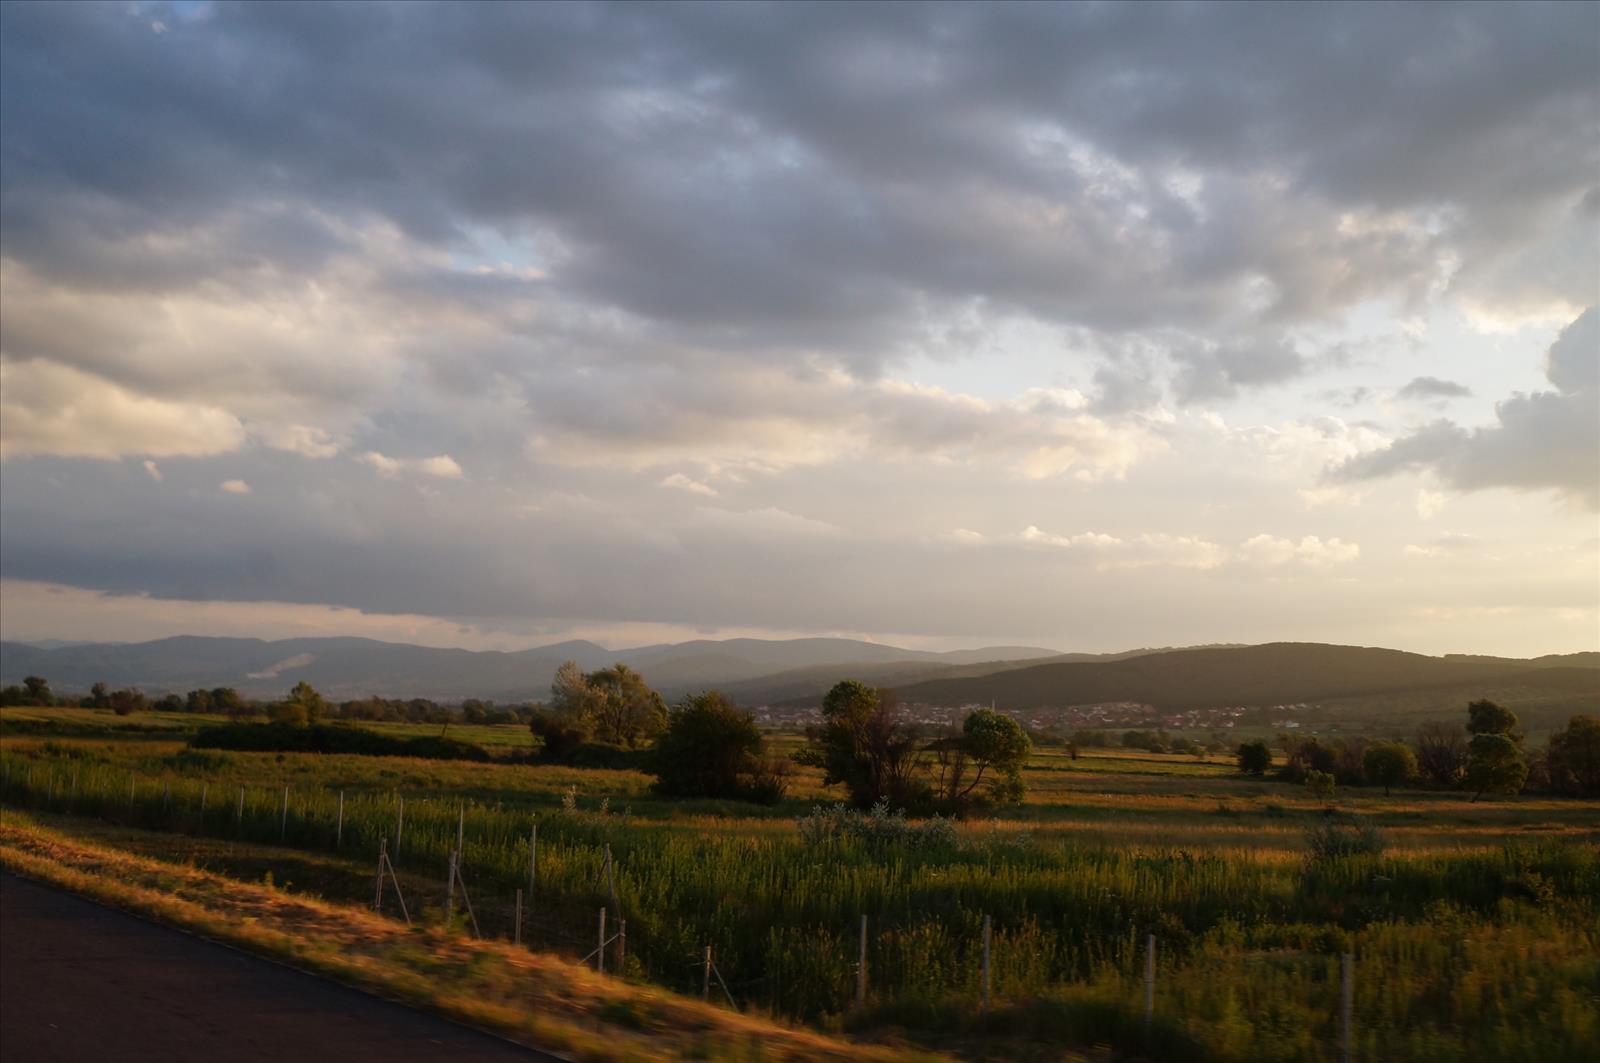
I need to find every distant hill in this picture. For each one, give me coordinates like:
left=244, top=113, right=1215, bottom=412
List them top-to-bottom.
left=0, top=635, right=1059, bottom=702
left=892, top=642, right=1600, bottom=712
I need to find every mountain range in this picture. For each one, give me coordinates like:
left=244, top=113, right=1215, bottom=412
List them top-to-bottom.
left=2, top=637, right=1594, bottom=717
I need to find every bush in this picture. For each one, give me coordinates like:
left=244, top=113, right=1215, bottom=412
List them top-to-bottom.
left=648, top=691, right=787, bottom=804
left=191, top=723, right=491, bottom=761
left=1237, top=739, right=1272, bottom=774
left=797, top=800, right=958, bottom=853
left=1305, top=817, right=1386, bottom=861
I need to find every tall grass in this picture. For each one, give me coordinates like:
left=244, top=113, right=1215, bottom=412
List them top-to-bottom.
left=2, top=746, right=1595, bottom=1060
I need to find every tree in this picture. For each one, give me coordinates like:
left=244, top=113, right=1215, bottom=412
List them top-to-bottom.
left=543, top=661, right=666, bottom=747
left=587, top=665, right=668, bottom=747
left=22, top=676, right=53, bottom=706
left=797, top=680, right=926, bottom=808
left=285, top=681, right=327, bottom=724
left=89, top=682, right=110, bottom=709
left=210, top=687, right=244, bottom=715
left=108, top=688, right=146, bottom=716
left=185, top=688, right=214, bottom=713
left=649, top=691, right=785, bottom=802
left=154, top=693, right=184, bottom=712
left=1462, top=698, right=1525, bottom=802
left=1467, top=699, right=1519, bottom=737
left=268, top=700, right=309, bottom=726
left=931, top=709, right=1031, bottom=806
left=1545, top=715, right=1600, bottom=796
left=1414, top=721, right=1467, bottom=787
left=1465, top=733, right=1527, bottom=801
left=1280, top=737, right=1336, bottom=782
left=1237, top=739, right=1272, bottom=775
left=1363, top=742, right=1417, bottom=795
left=1303, top=769, right=1337, bottom=802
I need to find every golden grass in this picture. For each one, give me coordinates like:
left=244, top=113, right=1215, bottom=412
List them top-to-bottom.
left=0, top=811, right=964, bottom=1063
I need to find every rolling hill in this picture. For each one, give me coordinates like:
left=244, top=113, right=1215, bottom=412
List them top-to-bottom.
left=891, top=642, right=1600, bottom=712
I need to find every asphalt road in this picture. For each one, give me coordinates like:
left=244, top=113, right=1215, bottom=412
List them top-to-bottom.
left=0, top=871, right=556, bottom=1061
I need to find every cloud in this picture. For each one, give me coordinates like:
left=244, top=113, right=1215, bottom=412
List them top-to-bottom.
left=1330, top=307, right=1599, bottom=509
left=0, top=359, right=246, bottom=460
left=1396, top=376, right=1472, bottom=401
left=357, top=451, right=464, bottom=479
left=141, top=460, right=162, bottom=482
left=659, top=473, right=718, bottom=497
left=219, top=479, right=252, bottom=495
left=1020, top=526, right=1228, bottom=570
left=1237, top=534, right=1360, bottom=567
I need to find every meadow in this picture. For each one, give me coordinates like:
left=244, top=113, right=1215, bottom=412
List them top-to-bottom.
left=2, top=708, right=1597, bottom=1062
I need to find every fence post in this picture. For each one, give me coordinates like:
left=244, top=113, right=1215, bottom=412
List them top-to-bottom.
left=199, top=782, right=207, bottom=821
left=236, top=785, right=244, bottom=828
left=280, top=785, right=288, bottom=840
left=336, top=790, right=344, bottom=847
left=395, top=795, right=404, bottom=856
left=457, top=802, right=464, bottom=857
left=528, top=823, right=537, bottom=900
left=374, top=838, right=387, bottom=911
left=604, top=842, right=619, bottom=913
left=446, top=851, right=457, bottom=921
left=514, top=888, right=523, bottom=946
left=597, top=908, right=607, bottom=974
left=982, top=913, right=993, bottom=1018
left=857, top=914, right=868, bottom=1007
left=618, top=918, right=626, bottom=972
left=1144, top=933, right=1156, bottom=1040
left=703, top=945, right=712, bottom=1000
left=1342, top=952, right=1354, bottom=1063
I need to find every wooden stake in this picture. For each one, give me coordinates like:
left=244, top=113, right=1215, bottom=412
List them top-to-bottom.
left=199, top=782, right=207, bottom=819
left=236, top=785, right=244, bottom=828
left=280, top=785, right=289, bottom=840
left=336, top=790, right=344, bottom=847
left=395, top=795, right=404, bottom=855
left=457, top=802, right=465, bottom=857
left=528, top=824, right=537, bottom=899
left=374, top=838, right=387, bottom=911
left=604, top=842, right=619, bottom=913
left=384, top=849, right=411, bottom=926
left=446, top=851, right=457, bottom=920
left=454, top=858, right=480, bottom=938
left=514, top=888, right=523, bottom=946
left=597, top=907, right=607, bottom=974
left=982, top=913, right=993, bottom=1017
left=857, top=914, right=868, bottom=1007
left=617, top=918, right=626, bottom=972
left=1144, top=933, right=1156, bottom=1040
left=702, top=945, right=712, bottom=1000
left=1342, top=952, right=1354, bottom=1063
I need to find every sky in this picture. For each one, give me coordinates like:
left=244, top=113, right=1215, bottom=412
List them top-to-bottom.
left=0, top=1, right=1596, bottom=657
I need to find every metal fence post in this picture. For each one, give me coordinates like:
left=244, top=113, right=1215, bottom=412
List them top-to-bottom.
left=857, top=914, right=868, bottom=1007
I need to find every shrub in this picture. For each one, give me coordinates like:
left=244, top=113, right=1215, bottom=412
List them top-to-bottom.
left=649, top=691, right=787, bottom=804
left=190, top=723, right=490, bottom=761
left=1236, top=739, right=1272, bottom=774
left=796, top=800, right=958, bottom=853
left=1305, top=817, right=1386, bottom=861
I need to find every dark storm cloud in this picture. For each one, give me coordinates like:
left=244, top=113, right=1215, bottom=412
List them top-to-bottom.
left=3, top=1, right=1594, bottom=365
left=1332, top=308, right=1600, bottom=509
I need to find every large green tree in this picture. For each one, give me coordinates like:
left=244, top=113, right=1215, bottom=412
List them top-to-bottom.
left=541, top=660, right=666, bottom=747
left=797, top=680, right=925, bottom=807
left=649, top=691, right=784, bottom=802
left=1463, top=699, right=1526, bottom=802
left=935, top=709, right=1031, bottom=805
left=1544, top=715, right=1600, bottom=797
left=1236, top=739, right=1272, bottom=775
left=1363, top=742, right=1418, bottom=795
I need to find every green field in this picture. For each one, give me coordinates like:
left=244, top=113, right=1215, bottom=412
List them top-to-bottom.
left=2, top=708, right=1597, bottom=1062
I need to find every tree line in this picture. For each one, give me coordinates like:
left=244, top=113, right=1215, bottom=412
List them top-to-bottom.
left=1234, top=700, right=1600, bottom=799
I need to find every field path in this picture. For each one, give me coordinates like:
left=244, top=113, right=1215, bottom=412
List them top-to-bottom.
left=0, top=871, right=555, bottom=1062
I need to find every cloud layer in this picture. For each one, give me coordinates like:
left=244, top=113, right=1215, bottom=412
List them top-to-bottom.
left=0, top=2, right=1594, bottom=652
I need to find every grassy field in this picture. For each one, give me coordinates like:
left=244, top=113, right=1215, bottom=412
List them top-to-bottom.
left=2, top=707, right=1597, bottom=1061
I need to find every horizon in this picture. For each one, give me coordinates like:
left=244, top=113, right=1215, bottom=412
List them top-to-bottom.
left=1, top=3, right=1597, bottom=661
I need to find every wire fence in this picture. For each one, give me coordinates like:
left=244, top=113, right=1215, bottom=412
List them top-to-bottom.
left=0, top=755, right=1488, bottom=1060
